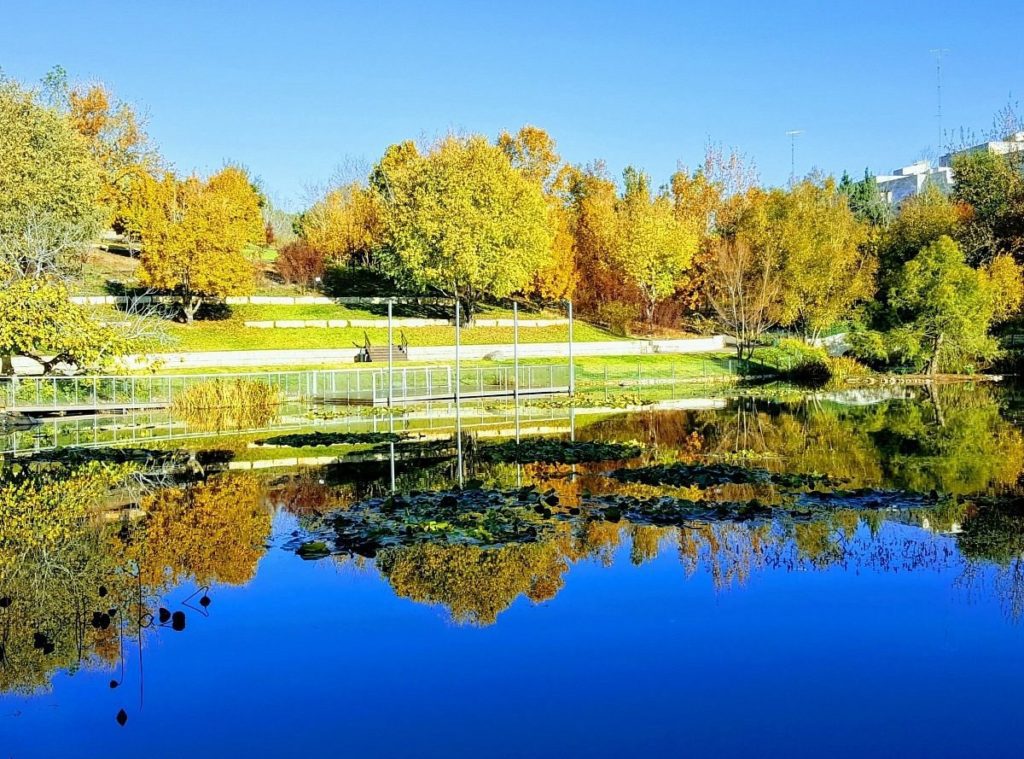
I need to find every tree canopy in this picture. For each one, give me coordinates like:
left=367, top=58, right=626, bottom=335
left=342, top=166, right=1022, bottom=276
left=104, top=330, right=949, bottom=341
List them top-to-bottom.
left=0, top=79, right=102, bottom=247
left=373, top=135, right=554, bottom=319
left=136, top=166, right=264, bottom=322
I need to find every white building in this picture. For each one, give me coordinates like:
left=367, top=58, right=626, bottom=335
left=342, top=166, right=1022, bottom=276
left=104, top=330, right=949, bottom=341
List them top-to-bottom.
left=939, top=130, right=1024, bottom=166
left=876, top=131, right=1024, bottom=206
left=875, top=161, right=953, bottom=205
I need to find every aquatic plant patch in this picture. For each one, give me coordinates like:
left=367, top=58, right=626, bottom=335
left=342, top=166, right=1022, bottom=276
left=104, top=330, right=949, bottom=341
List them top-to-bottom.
left=255, top=431, right=408, bottom=448
left=478, top=439, right=642, bottom=464
left=609, top=462, right=842, bottom=490
left=296, top=485, right=576, bottom=557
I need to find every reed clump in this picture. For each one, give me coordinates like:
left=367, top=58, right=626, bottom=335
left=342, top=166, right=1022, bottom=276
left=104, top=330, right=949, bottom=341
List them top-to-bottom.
left=171, top=378, right=279, bottom=431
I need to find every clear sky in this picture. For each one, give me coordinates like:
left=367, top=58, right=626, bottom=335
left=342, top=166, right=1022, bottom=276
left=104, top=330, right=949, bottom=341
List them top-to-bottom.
left=2, top=0, right=1021, bottom=209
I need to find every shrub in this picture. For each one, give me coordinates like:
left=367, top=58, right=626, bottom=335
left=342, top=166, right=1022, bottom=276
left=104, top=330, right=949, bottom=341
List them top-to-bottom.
left=276, top=241, right=326, bottom=289
left=321, top=264, right=405, bottom=297
left=593, top=302, right=638, bottom=337
left=756, top=338, right=871, bottom=384
left=823, top=355, right=872, bottom=382
left=171, top=378, right=279, bottom=431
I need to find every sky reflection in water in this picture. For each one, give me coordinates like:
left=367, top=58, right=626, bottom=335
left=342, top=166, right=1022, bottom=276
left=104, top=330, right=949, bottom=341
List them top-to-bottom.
left=4, top=384, right=1024, bottom=758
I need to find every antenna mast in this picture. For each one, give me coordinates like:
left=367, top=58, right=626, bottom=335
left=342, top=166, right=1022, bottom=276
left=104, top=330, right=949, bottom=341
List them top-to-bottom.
left=930, top=48, right=949, bottom=153
left=785, top=130, right=803, bottom=184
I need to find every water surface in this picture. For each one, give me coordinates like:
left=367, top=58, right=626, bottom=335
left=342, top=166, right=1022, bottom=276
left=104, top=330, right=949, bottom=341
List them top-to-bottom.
left=4, top=383, right=1024, bottom=757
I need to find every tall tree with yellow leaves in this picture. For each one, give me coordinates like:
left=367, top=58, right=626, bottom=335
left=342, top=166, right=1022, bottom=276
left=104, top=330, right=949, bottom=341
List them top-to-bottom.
left=66, top=82, right=158, bottom=230
left=499, top=125, right=577, bottom=301
left=373, top=135, right=553, bottom=321
left=137, top=166, right=264, bottom=323
left=611, top=167, right=699, bottom=328
left=299, top=183, right=383, bottom=264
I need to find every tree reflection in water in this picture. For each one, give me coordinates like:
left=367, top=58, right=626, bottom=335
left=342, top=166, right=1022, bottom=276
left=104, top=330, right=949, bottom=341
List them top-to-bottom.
left=4, top=381, right=1024, bottom=695
left=0, top=462, right=272, bottom=702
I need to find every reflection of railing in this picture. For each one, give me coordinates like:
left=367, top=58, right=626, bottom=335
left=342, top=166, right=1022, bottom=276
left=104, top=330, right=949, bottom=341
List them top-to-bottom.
left=0, top=396, right=582, bottom=455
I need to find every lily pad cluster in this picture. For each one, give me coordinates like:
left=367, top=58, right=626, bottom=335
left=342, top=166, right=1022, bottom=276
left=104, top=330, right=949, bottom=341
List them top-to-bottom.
left=255, top=431, right=408, bottom=448
left=478, top=439, right=642, bottom=465
left=609, top=462, right=841, bottom=490
left=296, top=485, right=576, bottom=558
left=587, top=487, right=943, bottom=527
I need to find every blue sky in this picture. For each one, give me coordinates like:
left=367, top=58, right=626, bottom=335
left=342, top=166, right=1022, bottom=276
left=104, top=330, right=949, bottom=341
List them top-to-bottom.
left=2, top=0, right=1021, bottom=209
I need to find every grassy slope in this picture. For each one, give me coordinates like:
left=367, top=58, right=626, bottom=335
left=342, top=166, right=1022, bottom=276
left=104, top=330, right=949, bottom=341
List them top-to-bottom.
left=158, top=319, right=619, bottom=352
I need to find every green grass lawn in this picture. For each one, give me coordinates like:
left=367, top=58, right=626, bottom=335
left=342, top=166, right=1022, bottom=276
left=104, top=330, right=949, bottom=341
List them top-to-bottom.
left=155, top=318, right=620, bottom=353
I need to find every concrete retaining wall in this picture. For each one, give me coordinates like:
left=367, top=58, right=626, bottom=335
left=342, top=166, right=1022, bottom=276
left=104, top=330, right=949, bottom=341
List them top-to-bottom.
left=71, top=294, right=454, bottom=306
left=125, top=335, right=727, bottom=370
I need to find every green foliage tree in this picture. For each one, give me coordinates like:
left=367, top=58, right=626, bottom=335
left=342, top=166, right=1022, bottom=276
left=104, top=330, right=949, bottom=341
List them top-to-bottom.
left=0, top=78, right=102, bottom=260
left=372, top=135, right=554, bottom=321
left=951, top=149, right=1024, bottom=265
left=838, top=169, right=891, bottom=226
left=878, top=184, right=961, bottom=276
left=889, top=235, right=1021, bottom=374
left=0, top=279, right=128, bottom=375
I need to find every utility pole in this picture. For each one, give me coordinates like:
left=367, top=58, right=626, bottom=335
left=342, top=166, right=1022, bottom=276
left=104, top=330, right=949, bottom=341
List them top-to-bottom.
left=931, top=48, right=950, bottom=154
left=786, top=130, right=803, bottom=185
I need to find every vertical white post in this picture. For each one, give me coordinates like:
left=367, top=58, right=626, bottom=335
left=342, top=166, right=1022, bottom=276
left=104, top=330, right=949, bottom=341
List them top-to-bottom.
left=455, top=299, right=461, bottom=404
left=567, top=299, right=575, bottom=396
left=387, top=300, right=394, bottom=408
left=513, top=301, right=519, bottom=403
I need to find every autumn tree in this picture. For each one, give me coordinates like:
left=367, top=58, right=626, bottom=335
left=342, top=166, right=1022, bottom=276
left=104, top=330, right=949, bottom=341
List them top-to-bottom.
left=0, top=78, right=102, bottom=262
left=64, top=80, right=158, bottom=230
left=499, top=125, right=577, bottom=300
left=372, top=135, right=553, bottom=321
left=565, top=163, right=626, bottom=322
left=136, top=166, right=264, bottom=322
left=611, top=167, right=698, bottom=327
left=771, top=178, right=875, bottom=339
left=298, top=183, right=383, bottom=265
left=707, top=233, right=782, bottom=360
left=0, top=279, right=128, bottom=375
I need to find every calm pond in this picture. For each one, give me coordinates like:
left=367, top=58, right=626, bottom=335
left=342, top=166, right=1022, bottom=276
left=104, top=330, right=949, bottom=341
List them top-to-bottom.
left=4, top=382, right=1024, bottom=757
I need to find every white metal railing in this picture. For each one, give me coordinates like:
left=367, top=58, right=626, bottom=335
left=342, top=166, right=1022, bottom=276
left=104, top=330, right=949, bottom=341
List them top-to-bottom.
left=0, top=364, right=572, bottom=411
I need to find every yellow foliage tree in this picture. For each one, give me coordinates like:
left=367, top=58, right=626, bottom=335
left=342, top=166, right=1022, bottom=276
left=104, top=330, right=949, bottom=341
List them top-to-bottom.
left=66, top=83, right=157, bottom=229
left=499, top=125, right=577, bottom=300
left=136, top=166, right=264, bottom=322
left=611, top=168, right=699, bottom=327
left=300, top=183, right=384, bottom=264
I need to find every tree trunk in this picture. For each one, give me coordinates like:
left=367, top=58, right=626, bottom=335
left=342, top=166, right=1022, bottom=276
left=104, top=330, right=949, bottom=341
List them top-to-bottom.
left=459, top=295, right=474, bottom=326
left=183, top=296, right=202, bottom=325
left=928, top=332, right=944, bottom=376
left=1, top=355, right=13, bottom=377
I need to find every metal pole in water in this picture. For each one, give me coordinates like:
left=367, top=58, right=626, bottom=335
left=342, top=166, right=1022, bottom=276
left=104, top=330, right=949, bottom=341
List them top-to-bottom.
left=387, top=299, right=394, bottom=408
left=389, top=413, right=396, bottom=493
